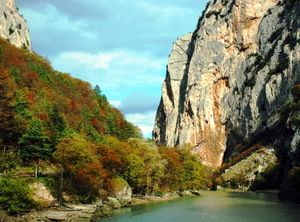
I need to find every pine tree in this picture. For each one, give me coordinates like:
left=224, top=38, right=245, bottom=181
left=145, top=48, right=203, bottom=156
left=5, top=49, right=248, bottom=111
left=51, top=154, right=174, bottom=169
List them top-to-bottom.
left=93, top=84, right=108, bottom=107
left=49, top=106, right=66, bottom=145
left=19, top=119, right=52, bottom=177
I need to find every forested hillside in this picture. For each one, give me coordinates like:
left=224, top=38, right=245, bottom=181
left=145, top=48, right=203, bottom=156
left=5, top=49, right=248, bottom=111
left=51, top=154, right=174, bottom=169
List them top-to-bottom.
left=0, top=38, right=211, bottom=214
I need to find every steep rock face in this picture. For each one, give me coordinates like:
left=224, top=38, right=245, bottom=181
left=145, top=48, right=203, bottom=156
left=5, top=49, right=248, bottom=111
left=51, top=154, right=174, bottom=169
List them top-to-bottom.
left=0, top=0, right=31, bottom=49
left=154, top=0, right=300, bottom=167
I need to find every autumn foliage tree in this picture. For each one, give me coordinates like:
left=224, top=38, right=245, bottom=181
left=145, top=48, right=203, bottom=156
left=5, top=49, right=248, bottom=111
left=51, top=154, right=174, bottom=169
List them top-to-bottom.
left=54, top=134, right=108, bottom=201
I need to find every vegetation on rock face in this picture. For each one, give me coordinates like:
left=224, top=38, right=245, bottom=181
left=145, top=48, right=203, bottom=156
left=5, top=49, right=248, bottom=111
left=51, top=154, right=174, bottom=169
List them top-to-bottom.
left=0, top=39, right=212, bottom=213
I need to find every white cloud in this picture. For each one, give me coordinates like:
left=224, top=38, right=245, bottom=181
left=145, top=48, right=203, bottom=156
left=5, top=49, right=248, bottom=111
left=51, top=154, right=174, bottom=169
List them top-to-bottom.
left=23, top=4, right=95, bottom=39
left=51, top=50, right=165, bottom=98
left=54, top=50, right=165, bottom=72
left=55, top=51, right=123, bottom=70
left=119, top=93, right=159, bottom=114
left=110, top=100, right=121, bottom=108
left=125, top=111, right=156, bottom=138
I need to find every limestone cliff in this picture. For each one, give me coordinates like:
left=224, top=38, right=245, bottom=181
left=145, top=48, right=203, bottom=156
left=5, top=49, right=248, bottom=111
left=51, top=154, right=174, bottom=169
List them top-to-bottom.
left=0, top=0, right=31, bottom=50
left=154, top=0, right=300, bottom=168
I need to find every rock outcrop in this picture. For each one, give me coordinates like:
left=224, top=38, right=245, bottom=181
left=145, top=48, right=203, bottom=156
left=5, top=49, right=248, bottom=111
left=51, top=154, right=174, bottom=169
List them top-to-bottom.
left=0, top=0, right=31, bottom=50
left=154, top=0, right=300, bottom=168
left=220, top=147, right=278, bottom=190
left=30, top=182, right=55, bottom=207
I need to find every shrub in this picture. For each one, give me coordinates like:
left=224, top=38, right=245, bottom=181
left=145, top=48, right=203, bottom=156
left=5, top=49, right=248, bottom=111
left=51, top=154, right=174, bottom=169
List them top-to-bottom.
left=252, top=164, right=282, bottom=190
left=0, top=178, right=35, bottom=214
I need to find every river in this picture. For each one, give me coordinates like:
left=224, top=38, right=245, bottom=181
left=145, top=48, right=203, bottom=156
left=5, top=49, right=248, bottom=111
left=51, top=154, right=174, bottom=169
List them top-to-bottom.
left=99, top=191, right=300, bottom=222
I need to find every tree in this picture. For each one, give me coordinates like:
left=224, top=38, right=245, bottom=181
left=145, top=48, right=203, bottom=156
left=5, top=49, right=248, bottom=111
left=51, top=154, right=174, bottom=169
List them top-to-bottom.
left=0, top=69, right=18, bottom=176
left=0, top=69, right=17, bottom=143
left=93, top=84, right=108, bottom=107
left=49, top=106, right=66, bottom=145
left=19, top=119, right=52, bottom=178
left=54, top=134, right=106, bottom=203
left=159, top=147, right=183, bottom=190
left=0, top=149, right=21, bottom=176
left=124, top=153, right=146, bottom=193
left=0, top=178, right=35, bottom=214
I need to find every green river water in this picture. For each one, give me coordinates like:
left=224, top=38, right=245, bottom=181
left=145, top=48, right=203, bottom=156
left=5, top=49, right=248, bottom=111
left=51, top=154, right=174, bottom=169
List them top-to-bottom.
left=99, top=191, right=300, bottom=222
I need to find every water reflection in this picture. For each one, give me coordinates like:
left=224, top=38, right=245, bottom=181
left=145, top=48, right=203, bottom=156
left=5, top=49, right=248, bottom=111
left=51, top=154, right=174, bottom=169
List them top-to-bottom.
left=99, top=192, right=300, bottom=222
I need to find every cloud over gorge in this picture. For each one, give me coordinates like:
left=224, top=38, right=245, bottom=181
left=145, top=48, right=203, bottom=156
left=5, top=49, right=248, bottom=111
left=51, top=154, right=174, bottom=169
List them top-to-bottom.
left=16, top=0, right=205, bottom=137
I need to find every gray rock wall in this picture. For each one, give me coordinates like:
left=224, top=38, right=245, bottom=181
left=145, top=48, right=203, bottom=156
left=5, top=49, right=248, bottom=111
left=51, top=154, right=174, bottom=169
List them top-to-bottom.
left=0, top=0, right=31, bottom=50
left=154, top=0, right=300, bottom=167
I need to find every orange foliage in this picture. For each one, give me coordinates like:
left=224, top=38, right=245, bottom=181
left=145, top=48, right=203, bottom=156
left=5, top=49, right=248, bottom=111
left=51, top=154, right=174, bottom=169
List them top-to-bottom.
left=27, top=91, right=35, bottom=104
left=69, top=100, right=77, bottom=110
left=38, top=112, right=48, bottom=121
left=91, top=118, right=104, bottom=133
left=75, top=161, right=107, bottom=191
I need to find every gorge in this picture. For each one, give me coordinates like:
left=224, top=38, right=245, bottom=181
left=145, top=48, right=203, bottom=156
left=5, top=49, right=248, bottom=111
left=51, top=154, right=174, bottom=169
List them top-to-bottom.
left=0, top=0, right=300, bottom=221
left=154, top=0, right=300, bottom=198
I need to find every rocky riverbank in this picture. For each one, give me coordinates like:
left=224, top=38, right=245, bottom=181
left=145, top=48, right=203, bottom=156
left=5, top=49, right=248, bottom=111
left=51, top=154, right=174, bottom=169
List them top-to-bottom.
left=0, top=190, right=202, bottom=222
left=95, top=190, right=201, bottom=219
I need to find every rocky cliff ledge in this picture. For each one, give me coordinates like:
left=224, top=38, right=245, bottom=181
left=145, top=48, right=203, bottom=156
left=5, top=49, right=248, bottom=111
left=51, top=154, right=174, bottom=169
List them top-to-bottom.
left=0, top=0, right=31, bottom=50
left=154, top=0, right=300, bottom=168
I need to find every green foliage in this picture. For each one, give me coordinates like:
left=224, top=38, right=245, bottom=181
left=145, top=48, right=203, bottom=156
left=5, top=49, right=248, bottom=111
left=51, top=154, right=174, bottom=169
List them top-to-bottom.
left=28, top=57, right=51, bottom=82
left=9, top=65, right=22, bottom=82
left=93, top=84, right=108, bottom=107
left=13, top=89, right=32, bottom=119
left=48, top=107, right=66, bottom=145
left=19, top=119, right=52, bottom=163
left=19, top=119, right=52, bottom=178
left=54, top=134, right=95, bottom=172
left=159, top=146, right=212, bottom=191
left=0, top=147, right=21, bottom=176
left=180, top=147, right=212, bottom=190
left=124, top=153, right=146, bottom=192
left=0, top=178, right=35, bottom=214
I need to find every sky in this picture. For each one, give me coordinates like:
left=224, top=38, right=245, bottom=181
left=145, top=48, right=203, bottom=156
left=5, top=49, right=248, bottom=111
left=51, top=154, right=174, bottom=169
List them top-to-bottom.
left=15, top=0, right=208, bottom=138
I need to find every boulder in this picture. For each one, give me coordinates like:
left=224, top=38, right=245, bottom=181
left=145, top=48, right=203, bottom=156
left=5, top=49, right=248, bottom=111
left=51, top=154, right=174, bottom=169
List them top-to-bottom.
left=110, top=178, right=132, bottom=206
left=30, top=181, right=55, bottom=207
left=178, top=191, right=193, bottom=197
left=106, top=197, right=121, bottom=209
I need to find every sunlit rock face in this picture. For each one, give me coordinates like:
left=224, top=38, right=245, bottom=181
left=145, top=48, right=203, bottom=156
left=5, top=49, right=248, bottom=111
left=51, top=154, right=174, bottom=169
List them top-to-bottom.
left=0, top=0, right=31, bottom=50
left=154, top=0, right=300, bottom=167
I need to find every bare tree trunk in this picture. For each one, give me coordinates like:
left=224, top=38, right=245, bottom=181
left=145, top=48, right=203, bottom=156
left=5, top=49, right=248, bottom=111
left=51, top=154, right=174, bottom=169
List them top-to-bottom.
left=3, top=145, right=7, bottom=177
left=34, top=161, right=38, bottom=178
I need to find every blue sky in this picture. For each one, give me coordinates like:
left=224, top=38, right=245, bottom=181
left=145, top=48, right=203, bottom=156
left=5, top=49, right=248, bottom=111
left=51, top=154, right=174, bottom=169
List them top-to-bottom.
left=16, top=0, right=207, bottom=137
